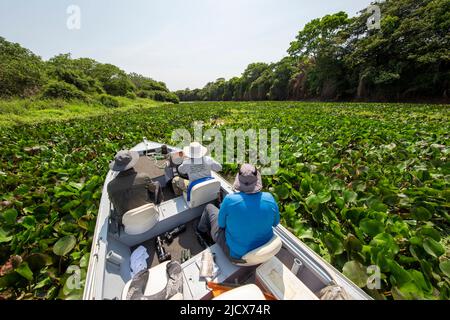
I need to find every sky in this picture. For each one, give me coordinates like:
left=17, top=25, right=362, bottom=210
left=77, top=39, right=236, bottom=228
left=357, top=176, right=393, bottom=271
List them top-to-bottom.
left=0, top=0, right=375, bottom=91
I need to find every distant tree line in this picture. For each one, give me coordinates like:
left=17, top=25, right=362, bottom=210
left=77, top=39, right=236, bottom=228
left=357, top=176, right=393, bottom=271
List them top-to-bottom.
left=176, top=0, right=450, bottom=102
left=0, top=38, right=179, bottom=104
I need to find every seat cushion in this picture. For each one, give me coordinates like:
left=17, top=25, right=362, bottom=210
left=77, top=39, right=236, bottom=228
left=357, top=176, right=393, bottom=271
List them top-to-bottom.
left=183, top=179, right=221, bottom=208
left=122, top=203, right=159, bottom=235
left=235, top=234, right=282, bottom=266
left=122, top=261, right=170, bottom=300
left=213, top=284, right=266, bottom=300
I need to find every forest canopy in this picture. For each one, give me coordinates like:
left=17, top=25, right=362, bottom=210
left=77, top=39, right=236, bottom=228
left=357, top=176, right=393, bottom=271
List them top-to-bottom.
left=176, top=0, right=450, bottom=102
left=0, top=38, right=179, bottom=104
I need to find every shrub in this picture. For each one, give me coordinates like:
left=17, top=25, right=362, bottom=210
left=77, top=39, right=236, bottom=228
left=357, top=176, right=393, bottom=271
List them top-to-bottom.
left=0, top=37, right=46, bottom=97
left=91, top=64, right=135, bottom=96
left=51, top=68, right=104, bottom=94
left=41, top=81, right=87, bottom=101
left=136, top=89, right=179, bottom=103
left=136, top=90, right=150, bottom=98
left=153, top=90, right=180, bottom=104
left=126, top=92, right=137, bottom=100
left=98, top=94, right=120, bottom=108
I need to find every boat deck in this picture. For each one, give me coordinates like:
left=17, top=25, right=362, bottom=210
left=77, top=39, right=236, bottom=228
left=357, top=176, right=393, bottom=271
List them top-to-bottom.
left=83, top=142, right=373, bottom=301
left=133, top=219, right=205, bottom=268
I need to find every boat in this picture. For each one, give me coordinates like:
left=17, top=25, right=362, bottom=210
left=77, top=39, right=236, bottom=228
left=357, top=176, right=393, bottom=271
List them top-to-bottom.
left=83, top=140, right=372, bottom=300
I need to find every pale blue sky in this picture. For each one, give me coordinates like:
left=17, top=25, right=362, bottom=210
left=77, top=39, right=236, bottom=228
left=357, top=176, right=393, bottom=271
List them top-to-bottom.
left=0, top=0, right=374, bottom=90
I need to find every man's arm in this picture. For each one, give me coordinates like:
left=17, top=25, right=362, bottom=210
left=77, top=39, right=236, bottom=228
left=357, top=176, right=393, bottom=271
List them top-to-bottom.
left=206, top=156, right=222, bottom=172
left=218, top=197, right=229, bottom=229
left=273, top=197, right=280, bottom=226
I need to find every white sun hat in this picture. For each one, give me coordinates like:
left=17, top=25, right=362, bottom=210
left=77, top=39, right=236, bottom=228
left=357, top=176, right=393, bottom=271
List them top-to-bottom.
left=183, top=142, right=208, bottom=159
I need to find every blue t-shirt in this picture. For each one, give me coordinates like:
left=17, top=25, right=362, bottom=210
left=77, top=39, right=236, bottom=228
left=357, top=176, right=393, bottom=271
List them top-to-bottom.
left=218, top=192, right=280, bottom=259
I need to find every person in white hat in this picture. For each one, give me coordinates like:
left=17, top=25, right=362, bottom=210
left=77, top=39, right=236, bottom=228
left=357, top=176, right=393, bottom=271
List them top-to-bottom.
left=171, top=142, right=222, bottom=196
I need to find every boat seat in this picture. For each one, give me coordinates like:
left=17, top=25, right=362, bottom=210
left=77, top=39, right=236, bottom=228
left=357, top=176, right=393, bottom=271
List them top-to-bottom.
left=183, top=179, right=221, bottom=208
left=122, top=203, right=159, bottom=235
left=232, top=234, right=282, bottom=267
left=121, top=261, right=183, bottom=300
left=213, top=284, right=266, bottom=300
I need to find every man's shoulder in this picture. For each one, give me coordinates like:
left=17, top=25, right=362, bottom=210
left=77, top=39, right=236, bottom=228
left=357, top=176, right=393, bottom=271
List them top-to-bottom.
left=204, top=156, right=220, bottom=165
left=260, top=192, right=277, bottom=205
left=261, top=192, right=275, bottom=200
left=223, top=193, right=245, bottom=205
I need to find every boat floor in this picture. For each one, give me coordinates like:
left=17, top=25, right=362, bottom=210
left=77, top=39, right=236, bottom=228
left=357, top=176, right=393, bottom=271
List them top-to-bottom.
left=132, top=216, right=295, bottom=269
left=130, top=217, right=299, bottom=294
left=132, top=219, right=205, bottom=268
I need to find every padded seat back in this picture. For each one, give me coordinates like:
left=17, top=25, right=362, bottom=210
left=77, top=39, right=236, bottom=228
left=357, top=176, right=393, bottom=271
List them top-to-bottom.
left=184, top=179, right=221, bottom=208
left=122, top=203, right=159, bottom=235
left=234, top=234, right=282, bottom=267
left=122, top=261, right=169, bottom=300
left=213, top=284, right=266, bottom=300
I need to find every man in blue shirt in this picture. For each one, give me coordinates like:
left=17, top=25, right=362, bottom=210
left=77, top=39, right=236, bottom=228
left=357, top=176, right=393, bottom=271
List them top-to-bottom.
left=197, top=164, right=280, bottom=262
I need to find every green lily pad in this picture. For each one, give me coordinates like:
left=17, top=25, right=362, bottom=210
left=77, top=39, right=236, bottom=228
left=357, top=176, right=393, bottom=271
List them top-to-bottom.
left=274, top=184, right=290, bottom=200
left=317, top=190, right=331, bottom=204
left=343, top=190, right=357, bottom=204
left=305, top=194, right=320, bottom=208
left=367, top=198, right=388, bottom=212
left=411, top=207, right=432, bottom=221
left=2, top=208, right=18, bottom=225
left=21, top=215, right=37, bottom=229
left=359, top=218, right=384, bottom=237
left=0, top=227, right=12, bottom=243
left=417, top=227, right=441, bottom=242
left=323, top=233, right=344, bottom=255
left=370, top=233, right=399, bottom=255
left=345, top=234, right=362, bottom=252
left=53, top=235, right=77, bottom=256
left=422, top=237, right=445, bottom=258
left=25, top=253, right=53, bottom=271
left=80, top=253, right=90, bottom=268
left=342, top=260, right=368, bottom=288
left=389, top=260, right=412, bottom=285
left=439, top=260, right=450, bottom=278
left=16, top=262, right=33, bottom=281
left=409, top=270, right=432, bottom=293
left=33, top=277, right=52, bottom=290
left=391, top=282, right=424, bottom=300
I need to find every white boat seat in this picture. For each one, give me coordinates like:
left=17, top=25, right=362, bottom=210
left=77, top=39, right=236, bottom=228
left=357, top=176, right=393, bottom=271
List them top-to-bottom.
left=183, top=179, right=221, bottom=208
left=122, top=203, right=159, bottom=235
left=232, top=234, right=283, bottom=267
left=122, top=261, right=172, bottom=300
left=213, top=284, right=266, bottom=300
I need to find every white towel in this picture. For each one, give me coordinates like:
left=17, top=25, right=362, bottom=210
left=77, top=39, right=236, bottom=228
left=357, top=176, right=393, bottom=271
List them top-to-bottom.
left=130, top=246, right=149, bottom=277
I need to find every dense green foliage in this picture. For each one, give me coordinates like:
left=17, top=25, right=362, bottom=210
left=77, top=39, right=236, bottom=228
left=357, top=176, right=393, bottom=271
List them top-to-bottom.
left=176, top=0, right=450, bottom=102
left=0, top=38, right=178, bottom=104
left=0, top=38, right=46, bottom=97
left=42, top=81, right=88, bottom=101
left=98, top=94, right=120, bottom=109
left=0, top=97, right=161, bottom=127
left=0, top=101, right=448, bottom=300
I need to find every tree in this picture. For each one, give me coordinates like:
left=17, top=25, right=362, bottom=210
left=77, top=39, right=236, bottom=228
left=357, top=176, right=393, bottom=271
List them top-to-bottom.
left=174, top=1, right=450, bottom=102
left=0, top=37, right=46, bottom=97
left=47, top=54, right=104, bottom=94
left=269, top=57, right=296, bottom=100
left=90, top=64, right=135, bottom=96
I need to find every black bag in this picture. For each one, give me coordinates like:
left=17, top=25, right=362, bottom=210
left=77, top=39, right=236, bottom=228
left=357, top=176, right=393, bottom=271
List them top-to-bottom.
left=148, top=180, right=163, bottom=205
